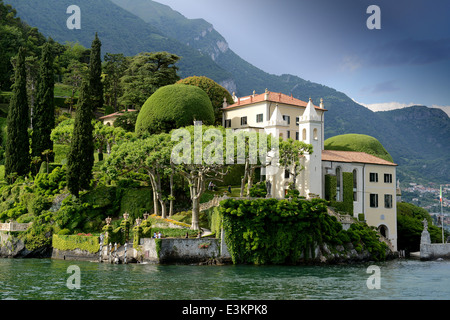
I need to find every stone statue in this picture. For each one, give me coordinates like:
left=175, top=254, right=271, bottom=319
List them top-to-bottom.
left=265, top=180, right=272, bottom=197
left=422, top=218, right=428, bottom=231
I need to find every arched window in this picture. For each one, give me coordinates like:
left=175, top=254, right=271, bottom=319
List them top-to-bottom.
left=302, top=128, right=307, bottom=141
left=313, top=128, right=318, bottom=140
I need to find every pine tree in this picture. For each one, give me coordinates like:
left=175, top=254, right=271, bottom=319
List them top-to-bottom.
left=89, top=33, right=103, bottom=112
left=32, top=42, right=55, bottom=162
left=5, top=47, right=30, bottom=183
left=67, top=80, right=94, bottom=197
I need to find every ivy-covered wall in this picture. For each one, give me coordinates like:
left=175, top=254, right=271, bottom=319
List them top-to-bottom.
left=325, top=172, right=354, bottom=215
left=219, top=198, right=388, bottom=265
left=219, top=198, right=348, bottom=264
left=52, top=234, right=100, bottom=254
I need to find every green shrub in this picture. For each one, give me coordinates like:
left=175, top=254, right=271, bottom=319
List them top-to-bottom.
left=176, top=76, right=234, bottom=124
left=135, top=84, right=214, bottom=136
left=35, top=166, right=67, bottom=196
left=249, top=181, right=267, bottom=197
left=5, top=203, right=27, bottom=220
left=150, top=227, right=198, bottom=238
left=58, top=228, right=71, bottom=235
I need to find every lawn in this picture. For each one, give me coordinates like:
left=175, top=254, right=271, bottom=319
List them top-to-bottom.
left=54, top=83, right=78, bottom=97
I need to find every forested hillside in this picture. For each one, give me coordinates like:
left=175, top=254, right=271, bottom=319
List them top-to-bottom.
left=3, top=0, right=449, bottom=184
left=4, top=0, right=232, bottom=83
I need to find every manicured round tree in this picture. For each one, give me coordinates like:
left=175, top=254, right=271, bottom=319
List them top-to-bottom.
left=177, top=76, right=234, bottom=125
left=135, top=84, right=214, bottom=136
left=324, top=133, right=394, bottom=162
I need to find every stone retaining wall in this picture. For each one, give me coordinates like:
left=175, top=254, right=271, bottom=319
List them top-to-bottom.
left=420, top=229, right=450, bottom=260
left=140, top=238, right=231, bottom=264
left=420, top=243, right=450, bottom=260
left=52, top=248, right=99, bottom=262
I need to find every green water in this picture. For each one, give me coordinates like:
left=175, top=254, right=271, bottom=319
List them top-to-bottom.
left=0, top=258, right=449, bottom=300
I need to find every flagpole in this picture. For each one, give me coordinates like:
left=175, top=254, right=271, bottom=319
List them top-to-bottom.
left=441, top=185, right=444, bottom=244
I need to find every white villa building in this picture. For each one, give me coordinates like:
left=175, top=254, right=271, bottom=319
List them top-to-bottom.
left=222, top=89, right=398, bottom=250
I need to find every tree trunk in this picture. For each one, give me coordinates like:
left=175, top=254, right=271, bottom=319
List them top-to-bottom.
left=240, top=159, right=249, bottom=197
left=246, top=166, right=257, bottom=197
left=169, top=169, right=174, bottom=216
left=152, top=189, right=159, bottom=216
left=191, top=196, right=200, bottom=230
left=159, top=199, right=167, bottom=219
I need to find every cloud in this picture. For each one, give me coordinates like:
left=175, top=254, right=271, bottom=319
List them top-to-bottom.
left=354, top=101, right=450, bottom=117
left=358, top=101, right=416, bottom=112
left=431, top=105, right=450, bottom=117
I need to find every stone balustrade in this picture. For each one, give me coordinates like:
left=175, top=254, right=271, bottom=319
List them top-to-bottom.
left=0, top=221, right=32, bottom=232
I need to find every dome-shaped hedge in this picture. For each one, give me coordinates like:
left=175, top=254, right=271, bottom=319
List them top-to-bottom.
left=177, top=76, right=234, bottom=124
left=135, top=84, right=214, bottom=136
left=324, top=134, right=394, bottom=162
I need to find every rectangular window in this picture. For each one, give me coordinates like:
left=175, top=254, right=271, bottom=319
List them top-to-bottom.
left=256, top=114, right=263, bottom=123
left=283, top=115, right=290, bottom=124
left=240, top=116, right=247, bottom=126
left=296, top=116, right=300, bottom=125
left=224, top=119, right=231, bottom=128
left=287, top=130, right=290, bottom=139
left=296, top=131, right=299, bottom=140
left=284, top=169, right=290, bottom=179
left=370, top=172, right=378, bottom=182
left=384, top=173, right=392, bottom=183
left=370, top=194, right=378, bottom=208
left=384, top=194, right=393, bottom=208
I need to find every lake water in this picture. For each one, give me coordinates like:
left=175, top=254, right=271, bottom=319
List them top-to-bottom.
left=0, top=258, right=449, bottom=300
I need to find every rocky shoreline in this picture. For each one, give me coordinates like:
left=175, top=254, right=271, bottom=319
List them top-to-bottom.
left=1, top=231, right=396, bottom=265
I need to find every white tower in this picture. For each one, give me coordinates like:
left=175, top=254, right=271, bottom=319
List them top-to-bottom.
left=298, top=98, right=323, bottom=198
left=264, top=104, right=288, bottom=139
left=264, top=104, right=289, bottom=198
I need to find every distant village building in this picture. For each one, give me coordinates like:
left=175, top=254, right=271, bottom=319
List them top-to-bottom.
left=222, top=90, right=398, bottom=250
left=99, top=109, right=137, bottom=126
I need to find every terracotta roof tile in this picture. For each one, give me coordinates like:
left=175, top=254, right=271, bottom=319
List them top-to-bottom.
left=224, top=91, right=326, bottom=111
left=322, top=150, right=397, bottom=166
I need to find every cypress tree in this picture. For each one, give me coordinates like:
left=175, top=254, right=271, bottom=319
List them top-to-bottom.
left=89, top=33, right=103, bottom=112
left=32, top=42, right=55, bottom=162
left=5, top=47, right=30, bottom=183
left=67, top=80, right=94, bottom=197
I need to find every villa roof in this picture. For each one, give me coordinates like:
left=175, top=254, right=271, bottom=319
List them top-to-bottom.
left=223, top=91, right=327, bottom=111
left=99, top=109, right=137, bottom=120
left=322, top=150, right=397, bottom=166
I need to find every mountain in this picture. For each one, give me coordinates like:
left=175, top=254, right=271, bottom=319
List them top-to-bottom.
left=4, top=0, right=233, bottom=83
left=5, top=0, right=449, bottom=184
left=376, top=106, right=450, bottom=184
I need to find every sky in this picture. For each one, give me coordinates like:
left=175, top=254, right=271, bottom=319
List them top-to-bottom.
left=154, top=0, right=450, bottom=115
